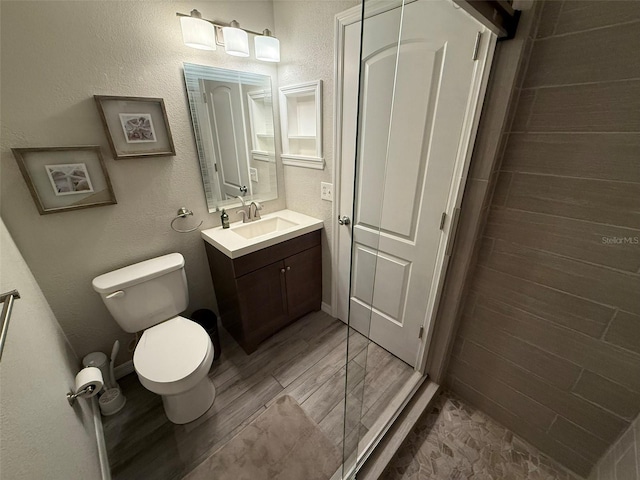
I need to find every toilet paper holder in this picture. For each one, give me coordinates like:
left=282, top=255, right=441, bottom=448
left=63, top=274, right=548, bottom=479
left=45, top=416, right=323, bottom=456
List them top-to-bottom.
left=66, top=385, right=95, bottom=406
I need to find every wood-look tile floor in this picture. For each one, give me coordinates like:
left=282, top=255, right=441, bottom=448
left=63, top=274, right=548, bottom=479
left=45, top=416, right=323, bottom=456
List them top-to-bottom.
left=103, top=311, right=413, bottom=480
left=381, top=392, right=581, bottom=480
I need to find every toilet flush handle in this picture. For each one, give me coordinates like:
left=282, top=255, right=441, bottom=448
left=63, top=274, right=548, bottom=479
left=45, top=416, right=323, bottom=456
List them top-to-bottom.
left=106, top=291, right=125, bottom=299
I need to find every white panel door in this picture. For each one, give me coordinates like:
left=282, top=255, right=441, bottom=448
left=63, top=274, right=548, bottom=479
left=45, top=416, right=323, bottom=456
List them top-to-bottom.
left=337, top=0, right=484, bottom=366
left=204, top=79, right=251, bottom=200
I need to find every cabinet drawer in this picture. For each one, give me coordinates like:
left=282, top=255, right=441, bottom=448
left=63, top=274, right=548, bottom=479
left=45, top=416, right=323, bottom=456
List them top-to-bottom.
left=232, top=230, right=321, bottom=277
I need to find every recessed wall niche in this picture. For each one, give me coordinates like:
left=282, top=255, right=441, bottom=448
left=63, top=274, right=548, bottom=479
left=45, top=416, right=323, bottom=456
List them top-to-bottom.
left=279, top=80, right=323, bottom=169
left=247, top=89, right=275, bottom=161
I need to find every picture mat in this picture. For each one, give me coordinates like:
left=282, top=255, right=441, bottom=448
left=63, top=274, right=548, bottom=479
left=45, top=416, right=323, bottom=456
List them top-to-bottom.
left=101, top=99, right=172, bottom=155
left=24, top=150, right=109, bottom=209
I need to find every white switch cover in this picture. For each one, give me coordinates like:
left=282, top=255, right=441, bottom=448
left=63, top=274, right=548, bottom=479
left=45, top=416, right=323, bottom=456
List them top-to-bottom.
left=250, top=167, right=258, bottom=183
left=321, top=182, right=333, bottom=201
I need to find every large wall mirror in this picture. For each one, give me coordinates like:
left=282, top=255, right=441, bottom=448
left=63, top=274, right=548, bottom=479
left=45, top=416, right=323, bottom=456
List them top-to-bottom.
left=184, top=63, right=278, bottom=212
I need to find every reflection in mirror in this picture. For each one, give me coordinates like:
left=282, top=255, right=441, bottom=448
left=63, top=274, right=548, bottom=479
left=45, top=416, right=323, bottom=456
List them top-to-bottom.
left=183, top=63, right=278, bottom=212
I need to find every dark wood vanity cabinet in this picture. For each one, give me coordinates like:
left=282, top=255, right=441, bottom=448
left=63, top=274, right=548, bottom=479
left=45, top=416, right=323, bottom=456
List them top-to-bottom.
left=204, top=230, right=322, bottom=354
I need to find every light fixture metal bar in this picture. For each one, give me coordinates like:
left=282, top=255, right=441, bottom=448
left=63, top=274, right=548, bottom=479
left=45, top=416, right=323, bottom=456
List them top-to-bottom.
left=175, top=12, right=263, bottom=36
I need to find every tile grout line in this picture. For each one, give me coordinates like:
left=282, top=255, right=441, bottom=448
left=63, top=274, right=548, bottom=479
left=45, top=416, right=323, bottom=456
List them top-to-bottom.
left=550, top=0, right=564, bottom=37
left=538, top=17, right=640, bottom=41
left=522, top=75, right=640, bottom=91
left=523, top=88, right=536, bottom=132
left=508, top=130, right=640, bottom=135
left=496, top=170, right=640, bottom=186
left=488, top=204, right=640, bottom=234
left=483, top=224, right=640, bottom=271
left=487, top=237, right=640, bottom=278
left=474, top=263, right=622, bottom=316
left=468, top=283, right=608, bottom=343
left=469, top=285, right=640, bottom=374
left=473, top=291, right=640, bottom=365
left=600, top=309, right=619, bottom=342
left=456, top=350, right=629, bottom=445
left=570, top=369, right=585, bottom=392
left=453, top=380, right=595, bottom=469
left=572, top=390, right=638, bottom=425
left=546, top=413, right=559, bottom=434
left=635, top=418, right=639, bottom=480
left=615, top=443, right=637, bottom=479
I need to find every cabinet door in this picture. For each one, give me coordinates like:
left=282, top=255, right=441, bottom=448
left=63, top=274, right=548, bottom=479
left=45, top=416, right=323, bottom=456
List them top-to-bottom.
left=284, top=245, right=322, bottom=320
left=236, top=260, right=288, bottom=345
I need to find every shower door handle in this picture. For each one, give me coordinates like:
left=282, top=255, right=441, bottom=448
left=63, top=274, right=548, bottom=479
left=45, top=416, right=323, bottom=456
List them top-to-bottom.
left=338, top=215, right=350, bottom=226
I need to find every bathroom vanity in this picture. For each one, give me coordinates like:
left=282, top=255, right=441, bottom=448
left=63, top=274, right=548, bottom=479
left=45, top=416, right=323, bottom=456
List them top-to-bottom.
left=202, top=210, right=323, bottom=353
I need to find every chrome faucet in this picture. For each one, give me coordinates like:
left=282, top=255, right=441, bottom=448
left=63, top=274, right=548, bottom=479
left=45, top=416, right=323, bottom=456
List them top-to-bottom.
left=236, top=195, right=250, bottom=223
left=236, top=197, right=262, bottom=223
left=249, top=201, right=262, bottom=221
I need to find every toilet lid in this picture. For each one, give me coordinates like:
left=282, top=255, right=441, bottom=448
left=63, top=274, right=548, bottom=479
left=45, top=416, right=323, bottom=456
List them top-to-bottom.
left=134, top=316, right=210, bottom=384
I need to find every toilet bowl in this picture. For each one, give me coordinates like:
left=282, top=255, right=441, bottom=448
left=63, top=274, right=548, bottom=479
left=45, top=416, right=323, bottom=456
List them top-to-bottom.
left=92, top=253, right=216, bottom=424
left=134, top=316, right=215, bottom=424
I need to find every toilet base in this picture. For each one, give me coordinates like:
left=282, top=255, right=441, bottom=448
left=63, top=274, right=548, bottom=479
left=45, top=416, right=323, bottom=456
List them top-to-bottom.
left=161, top=376, right=216, bottom=424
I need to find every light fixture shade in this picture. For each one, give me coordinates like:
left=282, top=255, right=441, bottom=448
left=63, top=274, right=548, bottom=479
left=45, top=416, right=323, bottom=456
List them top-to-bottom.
left=180, top=16, right=216, bottom=50
left=222, top=26, right=250, bottom=57
left=255, top=35, right=280, bottom=62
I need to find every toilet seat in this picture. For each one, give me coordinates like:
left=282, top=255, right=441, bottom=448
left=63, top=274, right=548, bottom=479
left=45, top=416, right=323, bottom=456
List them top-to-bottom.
left=134, top=316, right=214, bottom=396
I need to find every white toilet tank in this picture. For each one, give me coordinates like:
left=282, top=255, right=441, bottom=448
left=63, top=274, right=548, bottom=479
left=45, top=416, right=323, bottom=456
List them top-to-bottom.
left=92, top=253, right=189, bottom=333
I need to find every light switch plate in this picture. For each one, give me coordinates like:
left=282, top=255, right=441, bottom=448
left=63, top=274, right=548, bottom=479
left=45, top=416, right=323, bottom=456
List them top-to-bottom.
left=250, top=167, right=258, bottom=183
left=321, top=182, right=333, bottom=201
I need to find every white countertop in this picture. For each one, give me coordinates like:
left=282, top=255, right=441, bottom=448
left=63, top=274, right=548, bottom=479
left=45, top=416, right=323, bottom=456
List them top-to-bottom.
left=201, top=209, right=324, bottom=259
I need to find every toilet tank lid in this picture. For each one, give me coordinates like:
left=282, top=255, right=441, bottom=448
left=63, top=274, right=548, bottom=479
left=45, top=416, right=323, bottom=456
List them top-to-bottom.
left=92, top=253, right=185, bottom=293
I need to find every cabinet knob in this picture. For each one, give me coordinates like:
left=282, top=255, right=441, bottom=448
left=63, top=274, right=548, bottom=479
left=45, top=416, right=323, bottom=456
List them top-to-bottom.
left=286, top=266, right=291, bottom=271
left=281, top=268, right=285, bottom=274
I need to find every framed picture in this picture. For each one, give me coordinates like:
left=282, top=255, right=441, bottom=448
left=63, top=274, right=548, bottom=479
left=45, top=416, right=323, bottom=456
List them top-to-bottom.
left=94, top=95, right=176, bottom=159
left=11, top=146, right=117, bottom=215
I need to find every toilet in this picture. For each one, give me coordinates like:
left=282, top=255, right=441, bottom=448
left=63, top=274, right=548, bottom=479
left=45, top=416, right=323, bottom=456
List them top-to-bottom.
left=92, top=253, right=215, bottom=424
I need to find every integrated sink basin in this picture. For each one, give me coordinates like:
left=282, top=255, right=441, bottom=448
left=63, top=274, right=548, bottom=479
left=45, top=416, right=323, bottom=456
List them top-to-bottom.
left=201, top=209, right=323, bottom=259
left=232, top=216, right=299, bottom=240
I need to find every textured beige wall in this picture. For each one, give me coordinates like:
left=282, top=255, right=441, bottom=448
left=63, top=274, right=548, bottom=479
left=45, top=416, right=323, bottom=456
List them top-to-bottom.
left=274, top=0, right=359, bottom=305
left=0, top=1, right=286, bottom=364
left=448, top=1, right=640, bottom=477
left=0, top=219, right=102, bottom=480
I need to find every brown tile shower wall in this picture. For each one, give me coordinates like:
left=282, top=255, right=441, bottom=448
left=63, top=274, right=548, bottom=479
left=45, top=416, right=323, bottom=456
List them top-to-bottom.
left=448, top=1, right=640, bottom=477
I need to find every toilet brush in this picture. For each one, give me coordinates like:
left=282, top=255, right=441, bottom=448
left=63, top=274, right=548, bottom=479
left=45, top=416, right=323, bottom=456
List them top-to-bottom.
left=99, top=340, right=126, bottom=416
left=109, top=340, right=120, bottom=389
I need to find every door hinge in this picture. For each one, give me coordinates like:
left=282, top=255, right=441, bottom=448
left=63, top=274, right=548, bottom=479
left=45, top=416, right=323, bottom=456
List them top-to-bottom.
left=472, top=32, right=482, bottom=61
left=202, top=92, right=208, bottom=104
left=214, top=163, right=218, bottom=172
left=439, top=212, right=446, bottom=230
left=418, top=326, right=424, bottom=339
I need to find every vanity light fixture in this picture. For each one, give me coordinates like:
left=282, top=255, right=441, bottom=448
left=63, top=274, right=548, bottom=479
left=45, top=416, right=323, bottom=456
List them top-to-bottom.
left=177, top=10, right=279, bottom=62
left=179, top=10, right=216, bottom=51
left=222, top=21, right=250, bottom=57
left=255, top=30, right=280, bottom=63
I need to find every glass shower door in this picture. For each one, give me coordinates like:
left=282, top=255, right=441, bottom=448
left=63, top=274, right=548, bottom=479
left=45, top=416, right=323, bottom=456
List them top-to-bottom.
left=340, top=0, right=493, bottom=476
left=340, top=0, right=412, bottom=476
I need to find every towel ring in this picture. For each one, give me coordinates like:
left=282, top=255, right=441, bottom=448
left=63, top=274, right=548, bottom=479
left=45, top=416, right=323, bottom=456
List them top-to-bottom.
left=171, top=207, right=203, bottom=233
